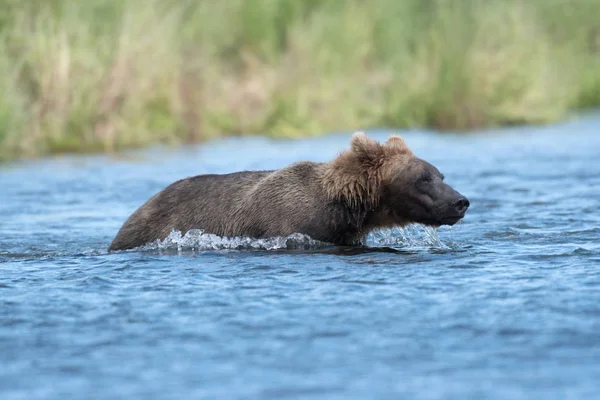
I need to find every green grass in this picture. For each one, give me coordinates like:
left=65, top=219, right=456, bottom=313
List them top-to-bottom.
left=0, top=0, right=599, bottom=161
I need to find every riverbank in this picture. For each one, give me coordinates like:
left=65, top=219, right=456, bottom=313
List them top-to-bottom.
left=1, top=0, right=599, bottom=161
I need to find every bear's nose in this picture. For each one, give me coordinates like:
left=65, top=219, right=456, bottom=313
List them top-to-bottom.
left=454, top=197, right=470, bottom=214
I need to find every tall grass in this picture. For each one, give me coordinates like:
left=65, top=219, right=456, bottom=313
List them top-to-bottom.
left=0, top=0, right=599, bottom=160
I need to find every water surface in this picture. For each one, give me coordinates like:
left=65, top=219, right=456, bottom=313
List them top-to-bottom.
left=1, top=117, right=600, bottom=399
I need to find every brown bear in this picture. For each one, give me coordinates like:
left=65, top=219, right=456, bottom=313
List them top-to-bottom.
left=108, top=133, right=469, bottom=251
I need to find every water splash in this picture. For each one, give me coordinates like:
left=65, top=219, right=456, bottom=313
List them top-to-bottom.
left=137, top=224, right=452, bottom=253
left=366, top=224, right=451, bottom=249
left=140, top=229, right=328, bottom=252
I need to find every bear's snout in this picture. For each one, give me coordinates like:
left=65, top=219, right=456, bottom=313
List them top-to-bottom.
left=453, top=197, right=470, bottom=215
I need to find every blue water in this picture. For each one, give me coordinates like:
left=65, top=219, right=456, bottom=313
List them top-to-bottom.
left=1, top=116, right=600, bottom=399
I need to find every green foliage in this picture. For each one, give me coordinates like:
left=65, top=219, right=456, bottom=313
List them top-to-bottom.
left=0, top=0, right=599, bottom=160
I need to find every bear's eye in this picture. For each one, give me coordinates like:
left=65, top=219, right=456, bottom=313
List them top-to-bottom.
left=417, top=174, right=432, bottom=183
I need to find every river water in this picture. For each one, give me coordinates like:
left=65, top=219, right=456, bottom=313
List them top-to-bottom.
left=1, top=116, right=599, bottom=399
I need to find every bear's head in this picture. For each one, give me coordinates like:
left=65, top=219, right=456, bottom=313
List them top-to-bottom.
left=322, top=132, right=469, bottom=228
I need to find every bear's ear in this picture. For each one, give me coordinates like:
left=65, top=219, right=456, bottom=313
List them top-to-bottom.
left=350, top=132, right=381, bottom=160
left=385, top=135, right=413, bottom=155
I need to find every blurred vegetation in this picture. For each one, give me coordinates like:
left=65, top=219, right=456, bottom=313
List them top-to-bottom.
left=0, top=0, right=599, bottom=160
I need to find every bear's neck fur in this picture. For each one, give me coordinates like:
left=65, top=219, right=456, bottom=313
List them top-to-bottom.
left=320, top=132, right=414, bottom=235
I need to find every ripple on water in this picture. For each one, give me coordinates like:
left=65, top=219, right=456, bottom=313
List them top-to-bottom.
left=2, top=119, right=600, bottom=400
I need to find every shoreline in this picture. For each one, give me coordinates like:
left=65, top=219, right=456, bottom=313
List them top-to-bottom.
left=1, top=0, right=599, bottom=161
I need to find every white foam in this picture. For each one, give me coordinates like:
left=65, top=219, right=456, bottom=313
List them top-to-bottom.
left=366, top=224, right=450, bottom=249
left=137, top=225, right=452, bottom=253
left=140, top=229, right=327, bottom=252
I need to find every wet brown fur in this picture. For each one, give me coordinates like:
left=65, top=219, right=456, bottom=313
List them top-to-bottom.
left=109, top=133, right=419, bottom=251
left=321, top=134, right=413, bottom=209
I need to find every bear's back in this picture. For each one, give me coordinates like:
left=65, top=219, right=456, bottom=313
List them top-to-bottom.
left=228, top=162, right=359, bottom=243
left=108, top=170, right=274, bottom=250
